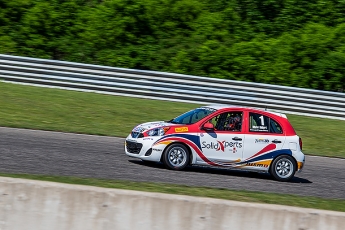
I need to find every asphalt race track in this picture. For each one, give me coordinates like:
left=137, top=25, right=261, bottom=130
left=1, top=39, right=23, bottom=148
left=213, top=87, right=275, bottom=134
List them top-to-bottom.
left=1, top=127, right=344, bottom=199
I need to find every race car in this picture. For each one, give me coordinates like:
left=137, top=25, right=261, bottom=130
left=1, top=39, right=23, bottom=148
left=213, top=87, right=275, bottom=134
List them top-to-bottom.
left=125, top=105, right=305, bottom=181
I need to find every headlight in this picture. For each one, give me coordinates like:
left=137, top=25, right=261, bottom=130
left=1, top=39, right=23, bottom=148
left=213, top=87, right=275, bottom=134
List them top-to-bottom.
left=147, top=127, right=170, bottom=136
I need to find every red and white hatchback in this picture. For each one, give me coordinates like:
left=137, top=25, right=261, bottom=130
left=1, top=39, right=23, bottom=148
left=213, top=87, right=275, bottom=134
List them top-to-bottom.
left=125, top=105, right=305, bottom=181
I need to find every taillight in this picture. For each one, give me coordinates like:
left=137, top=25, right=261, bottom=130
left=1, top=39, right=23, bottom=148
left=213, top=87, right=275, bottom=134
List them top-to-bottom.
left=299, top=137, right=303, bottom=150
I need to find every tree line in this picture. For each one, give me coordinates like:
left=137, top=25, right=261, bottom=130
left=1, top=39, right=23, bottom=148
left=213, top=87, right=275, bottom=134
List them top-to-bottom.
left=1, top=0, right=345, bottom=91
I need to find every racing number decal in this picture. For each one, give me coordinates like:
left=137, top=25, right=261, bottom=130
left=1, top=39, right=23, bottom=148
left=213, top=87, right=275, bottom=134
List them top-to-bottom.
left=259, top=115, right=264, bottom=125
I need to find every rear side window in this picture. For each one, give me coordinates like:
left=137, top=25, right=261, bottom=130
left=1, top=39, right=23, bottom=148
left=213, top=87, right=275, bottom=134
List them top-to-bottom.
left=249, top=113, right=283, bottom=134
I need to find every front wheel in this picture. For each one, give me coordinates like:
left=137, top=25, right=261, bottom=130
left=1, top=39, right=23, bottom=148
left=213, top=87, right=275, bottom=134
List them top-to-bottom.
left=162, top=143, right=190, bottom=170
left=269, top=155, right=296, bottom=182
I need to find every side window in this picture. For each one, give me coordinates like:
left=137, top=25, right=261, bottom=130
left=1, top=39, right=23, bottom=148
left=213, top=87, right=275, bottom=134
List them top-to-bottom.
left=208, top=112, right=243, bottom=131
left=249, top=113, right=283, bottom=134
left=270, top=119, right=283, bottom=134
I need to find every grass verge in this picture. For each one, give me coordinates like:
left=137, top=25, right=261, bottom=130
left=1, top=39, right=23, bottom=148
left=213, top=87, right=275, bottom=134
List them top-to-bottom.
left=1, top=81, right=345, bottom=157
left=1, top=173, right=344, bottom=212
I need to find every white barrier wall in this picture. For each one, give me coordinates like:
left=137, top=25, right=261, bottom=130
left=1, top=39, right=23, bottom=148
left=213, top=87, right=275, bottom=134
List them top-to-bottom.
left=0, top=177, right=344, bottom=230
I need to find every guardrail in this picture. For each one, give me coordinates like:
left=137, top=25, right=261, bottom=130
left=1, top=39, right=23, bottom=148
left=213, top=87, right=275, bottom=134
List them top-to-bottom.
left=1, top=54, right=344, bottom=120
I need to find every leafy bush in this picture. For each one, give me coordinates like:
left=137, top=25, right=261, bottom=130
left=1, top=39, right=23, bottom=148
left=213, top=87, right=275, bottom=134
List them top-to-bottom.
left=1, top=0, right=345, bottom=91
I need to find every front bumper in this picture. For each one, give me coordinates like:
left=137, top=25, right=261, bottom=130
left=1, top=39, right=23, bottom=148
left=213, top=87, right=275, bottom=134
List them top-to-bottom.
left=124, top=135, right=164, bottom=162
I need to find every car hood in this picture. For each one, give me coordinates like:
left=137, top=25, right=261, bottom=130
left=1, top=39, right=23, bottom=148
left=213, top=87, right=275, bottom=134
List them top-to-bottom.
left=132, top=121, right=178, bottom=132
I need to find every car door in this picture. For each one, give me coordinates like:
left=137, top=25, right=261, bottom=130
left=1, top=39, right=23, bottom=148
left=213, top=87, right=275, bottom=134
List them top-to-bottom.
left=198, top=111, right=245, bottom=166
left=242, top=112, right=286, bottom=164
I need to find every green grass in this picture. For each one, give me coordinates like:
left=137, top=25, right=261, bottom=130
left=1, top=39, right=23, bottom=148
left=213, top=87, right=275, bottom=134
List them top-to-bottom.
left=1, top=81, right=345, bottom=157
left=0, top=82, right=197, bottom=136
left=1, top=82, right=345, bottom=212
left=1, top=173, right=344, bottom=212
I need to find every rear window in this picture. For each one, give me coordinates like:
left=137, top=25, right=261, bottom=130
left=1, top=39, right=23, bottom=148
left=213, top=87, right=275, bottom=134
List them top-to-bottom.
left=249, top=113, right=283, bottom=134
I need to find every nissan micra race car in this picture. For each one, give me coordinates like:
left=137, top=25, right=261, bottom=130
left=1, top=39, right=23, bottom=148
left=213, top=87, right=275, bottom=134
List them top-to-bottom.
left=125, top=105, right=305, bottom=181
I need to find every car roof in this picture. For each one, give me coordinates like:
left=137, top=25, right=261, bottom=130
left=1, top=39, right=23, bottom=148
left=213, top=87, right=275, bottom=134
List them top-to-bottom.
left=202, top=104, right=287, bottom=118
left=202, top=104, right=236, bottom=110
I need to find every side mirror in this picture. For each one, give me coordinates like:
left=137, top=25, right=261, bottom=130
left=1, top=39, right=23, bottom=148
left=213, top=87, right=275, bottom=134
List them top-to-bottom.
left=203, top=122, right=214, bottom=130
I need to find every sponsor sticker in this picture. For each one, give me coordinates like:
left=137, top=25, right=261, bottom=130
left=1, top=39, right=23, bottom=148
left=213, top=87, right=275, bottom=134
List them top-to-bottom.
left=250, top=125, right=268, bottom=132
left=133, top=126, right=146, bottom=132
left=175, top=127, right=188, bottom=132
left=143, top=138, right=154, bottom=141
left=255, top=138, right=269, bottom=144
left=126, top=139, right=137, bottom=143
left=202, top=140, right=242, bottom=152
left=245, top=162, right=268, bottom=168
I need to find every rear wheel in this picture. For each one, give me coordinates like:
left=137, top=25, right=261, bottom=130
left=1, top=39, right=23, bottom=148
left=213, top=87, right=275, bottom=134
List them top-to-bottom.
left=162, top=143, right=190, bottom=170
left=270, top=155, right=296, bottom=182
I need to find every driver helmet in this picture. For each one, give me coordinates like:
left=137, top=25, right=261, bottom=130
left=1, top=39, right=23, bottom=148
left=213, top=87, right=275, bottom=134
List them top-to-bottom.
left=227, top=114, right=241, bottom=130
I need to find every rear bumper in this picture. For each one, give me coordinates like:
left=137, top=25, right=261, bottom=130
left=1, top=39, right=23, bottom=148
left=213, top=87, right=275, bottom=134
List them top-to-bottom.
left=297, top=155, right=305, bottom=172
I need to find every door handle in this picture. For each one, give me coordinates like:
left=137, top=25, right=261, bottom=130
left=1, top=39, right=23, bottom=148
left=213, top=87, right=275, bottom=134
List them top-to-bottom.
left=232, top=137, right=242, bottom=141
left=272, top=139, right=281, bottom=143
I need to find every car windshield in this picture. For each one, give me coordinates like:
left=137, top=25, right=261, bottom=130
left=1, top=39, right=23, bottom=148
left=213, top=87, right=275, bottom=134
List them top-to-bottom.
left=169, top=107, right=217, bottom=124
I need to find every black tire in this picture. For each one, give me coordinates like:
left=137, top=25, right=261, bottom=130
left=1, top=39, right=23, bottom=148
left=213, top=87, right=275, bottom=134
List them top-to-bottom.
left=162, top=143, right=190, bottom=170
left=269, top=155, right=296, bottom=182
